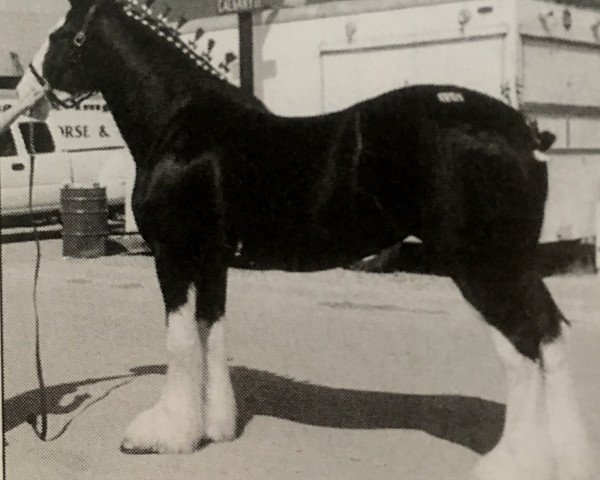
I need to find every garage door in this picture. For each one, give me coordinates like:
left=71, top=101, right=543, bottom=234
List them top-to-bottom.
left=321, top=33, right=506, bottom=113
left=522, top=38, right=600, bottom=107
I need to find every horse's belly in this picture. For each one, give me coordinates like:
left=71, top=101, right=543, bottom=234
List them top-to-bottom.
left=238, top=200, right=396, bottom=271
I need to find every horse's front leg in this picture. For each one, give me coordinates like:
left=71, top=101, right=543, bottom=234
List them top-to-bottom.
left=121, top=244, right=235, bottom=454
left=201, top=257, right=237, bottom=443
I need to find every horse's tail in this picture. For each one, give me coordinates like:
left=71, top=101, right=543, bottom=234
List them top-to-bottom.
left=528, top=118, right=556, bottom=153
left=528, top=127, right=554, bottom=239
left=535, top=130, right=556, bottom=152
left=524, top=131, right=571, bottom=328
left=527, top=152, right=549, bottom=243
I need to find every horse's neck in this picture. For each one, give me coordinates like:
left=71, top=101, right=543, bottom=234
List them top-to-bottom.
left=88, top=21, right=201, bottom=162
left=100, top=70, right=188, bottom=161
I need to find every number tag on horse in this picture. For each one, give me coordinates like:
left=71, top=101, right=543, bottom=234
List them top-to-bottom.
left=437, top=92, right=465, bottom=103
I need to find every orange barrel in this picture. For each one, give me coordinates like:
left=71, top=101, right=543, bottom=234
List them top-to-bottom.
left=60, top=185, right=108, bottom=258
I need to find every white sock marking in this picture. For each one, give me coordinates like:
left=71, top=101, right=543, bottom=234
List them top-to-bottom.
left=122, top=286, right=207, bottom=453
left=161, top=286, right=205, bottom=416
left=206, top=319, right=237, bottom=441
left=474, top=329, right=552, bottom=480
left=542, top=334, right=593, bottom=479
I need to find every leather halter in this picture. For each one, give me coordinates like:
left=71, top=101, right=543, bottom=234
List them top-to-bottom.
left=28, top=3, right=99, bottom=109
left=73, top=3, right=100, bottom=48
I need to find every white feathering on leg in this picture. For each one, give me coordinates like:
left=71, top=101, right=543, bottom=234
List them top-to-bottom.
left=122, top=286, right=207, bottom=453
left=206, top=319, right=237, bottom=442
left=473, top=329, right=552, bottom=480
left=542, top=333, right=594, bottom=480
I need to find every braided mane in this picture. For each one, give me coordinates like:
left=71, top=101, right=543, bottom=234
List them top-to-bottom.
left=108, top=0, right=268, bottom=111
left=115, top=0, right=231, bottom=83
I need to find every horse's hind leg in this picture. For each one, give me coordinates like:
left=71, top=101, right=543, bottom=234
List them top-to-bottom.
left=455, top=271, right=591, bottom=479
left=541, top=323, right=593, bottom=479
left=479, top=327, right=552, bottom=480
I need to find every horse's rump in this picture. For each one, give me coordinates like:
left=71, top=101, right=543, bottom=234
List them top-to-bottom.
left=414, top=121, right=546, bottom=274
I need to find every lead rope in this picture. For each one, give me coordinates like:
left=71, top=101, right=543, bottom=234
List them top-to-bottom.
left=25, top=124, right=49, bottom=441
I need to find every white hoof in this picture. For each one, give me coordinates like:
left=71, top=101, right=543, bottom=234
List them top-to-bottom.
left=206, top=394, right=237, bottom=442
left=121, top=404, right=204, bottom=454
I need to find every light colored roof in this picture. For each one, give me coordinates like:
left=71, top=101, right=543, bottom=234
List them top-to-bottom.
left=179, top=0, right=600, bottom=29
left=183, top=0, right=479, bottom=33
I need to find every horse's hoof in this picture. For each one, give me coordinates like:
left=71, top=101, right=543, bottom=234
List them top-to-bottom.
left=206, top=391, right=237, bottom=442
left=121, top=405, right=203, bottom=454
left=206, top=417, right=237, bottom=443
left=120, top=441, right=159, bottom=455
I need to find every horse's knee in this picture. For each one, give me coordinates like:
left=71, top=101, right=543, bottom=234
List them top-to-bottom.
left=456, top=271, right=564, bottom=362
left=491, top=328, right=536, bottom=369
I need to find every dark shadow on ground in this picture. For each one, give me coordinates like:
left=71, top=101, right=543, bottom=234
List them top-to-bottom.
left=4, top=365, right=504, bottom=455
left=2, top=374, right=130, bottom=433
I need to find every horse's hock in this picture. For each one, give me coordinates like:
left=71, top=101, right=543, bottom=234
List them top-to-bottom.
left=60, top=184, right=109, bottom=258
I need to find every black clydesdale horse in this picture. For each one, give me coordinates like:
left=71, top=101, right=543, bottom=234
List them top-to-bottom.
left=20, top=1, right=592, bottom=478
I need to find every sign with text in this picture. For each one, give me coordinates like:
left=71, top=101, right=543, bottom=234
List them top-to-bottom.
left=217, top=0, right=264, bottom=14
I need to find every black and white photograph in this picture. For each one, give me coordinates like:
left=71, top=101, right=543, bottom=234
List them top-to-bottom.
left=1, top=0, right=599, bottom=478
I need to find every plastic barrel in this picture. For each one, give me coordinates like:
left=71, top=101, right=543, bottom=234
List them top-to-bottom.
left=61, top=185, right=108, bottom=258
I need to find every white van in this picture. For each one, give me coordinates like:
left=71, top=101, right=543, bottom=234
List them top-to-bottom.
left=1, top=102, right=134, bottom=224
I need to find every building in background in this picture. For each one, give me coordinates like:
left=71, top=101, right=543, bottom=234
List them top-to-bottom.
left=1, top=0, right=599, bottom=264
left=179, top=0, right=600, bottom=257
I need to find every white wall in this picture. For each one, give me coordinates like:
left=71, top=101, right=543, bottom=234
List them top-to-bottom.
left=184, top=0, right=512, bottom=115
left=184, top=0, right=600, bottom=244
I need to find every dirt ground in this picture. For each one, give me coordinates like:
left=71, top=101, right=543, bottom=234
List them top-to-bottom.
left=2, top=239, right=599, bottom=480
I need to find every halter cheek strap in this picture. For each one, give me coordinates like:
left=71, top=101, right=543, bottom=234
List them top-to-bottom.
left=27, top=3, right=100, bottom=109
left=73, top=3, right=99, bottom=48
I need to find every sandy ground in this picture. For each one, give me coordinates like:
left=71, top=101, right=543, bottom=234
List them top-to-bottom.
left=2, top=239, right=599, bottom=480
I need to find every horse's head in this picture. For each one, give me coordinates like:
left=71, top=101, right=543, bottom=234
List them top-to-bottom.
left=18, top=0, right=110, bottom=108
left=19, top=0, right=264, bottom=124
left=42, top=0, right=103, bottom=94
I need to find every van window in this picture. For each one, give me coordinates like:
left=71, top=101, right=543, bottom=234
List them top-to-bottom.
left=18, top=122, right=55, bottom=154
left=0, top=130, right=17, bottom=157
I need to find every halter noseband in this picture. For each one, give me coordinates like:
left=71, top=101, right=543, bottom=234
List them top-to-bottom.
left=28, top=3, right=99, bottom=109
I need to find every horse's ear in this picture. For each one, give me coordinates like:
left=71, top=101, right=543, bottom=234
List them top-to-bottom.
left=68, top=0, right=99, bottom=6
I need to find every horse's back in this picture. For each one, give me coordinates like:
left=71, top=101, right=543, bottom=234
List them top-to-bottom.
left=355, top=85, right=533, bottom=148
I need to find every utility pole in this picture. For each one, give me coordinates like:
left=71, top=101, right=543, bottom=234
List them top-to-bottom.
left=217, top=0, right=266, bottom=97
left=238, top=11, right=254, bottom=96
